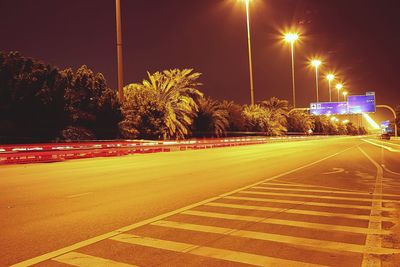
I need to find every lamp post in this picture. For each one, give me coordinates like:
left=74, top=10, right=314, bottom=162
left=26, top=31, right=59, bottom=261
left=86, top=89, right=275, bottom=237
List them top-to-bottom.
left=115, top=0, right=124, bottom=103
left=244, top=0, right=255, bottom=105
left=284, top=32, right=299, bottom=108
left=311, top=59, right=322, bottom=102
left=326, top=73, right=335, bottom=102
left=336, top=83, right=343, bottom=102
left=342, top=91, right=348, bottom=102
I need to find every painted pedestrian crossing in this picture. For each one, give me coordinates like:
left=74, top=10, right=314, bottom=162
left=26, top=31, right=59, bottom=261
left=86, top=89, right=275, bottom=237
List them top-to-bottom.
left=38, top=181, right=400, bottom=267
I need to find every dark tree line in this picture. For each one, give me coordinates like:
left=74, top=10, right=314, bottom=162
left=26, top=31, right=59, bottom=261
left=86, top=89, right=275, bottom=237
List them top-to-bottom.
left=0, top=52, right=369, bottom=143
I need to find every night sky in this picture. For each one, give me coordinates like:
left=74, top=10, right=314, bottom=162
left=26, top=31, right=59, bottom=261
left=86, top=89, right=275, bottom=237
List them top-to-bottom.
left=1, top=0, right=399, bottom=120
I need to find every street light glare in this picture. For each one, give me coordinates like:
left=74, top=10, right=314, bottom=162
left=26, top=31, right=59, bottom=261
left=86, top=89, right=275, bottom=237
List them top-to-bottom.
left=284, top=32, right=299, bottom=43
left=311, top=59, right=322, bottom=68
left=326, top=74, right=335, bottom=81
left=336, top=83, right=343, bottom=90
left=343, top=91, right=348, bottom=96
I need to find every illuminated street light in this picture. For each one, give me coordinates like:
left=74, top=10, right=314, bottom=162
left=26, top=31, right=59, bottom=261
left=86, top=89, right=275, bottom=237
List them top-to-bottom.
left=243, top=0, right=255, bottom=105
left=284, top=32, right=299, bottom=108
left=311, top=59, right=322, bottom=102
left=326, top=73, right=335, bottom=102
left=335, top=83, right=343, bottom=102
left=342, top=91, right=348, bottom=102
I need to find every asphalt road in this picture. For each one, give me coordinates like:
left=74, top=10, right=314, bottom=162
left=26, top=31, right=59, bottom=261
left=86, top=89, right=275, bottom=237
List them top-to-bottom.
left=1, top=136, right=399, bottom=266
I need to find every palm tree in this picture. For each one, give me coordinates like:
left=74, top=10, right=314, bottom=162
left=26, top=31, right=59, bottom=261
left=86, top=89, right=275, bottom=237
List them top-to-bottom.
left=120, top=69, right=203, bottom=139
left=192, top=97, right=229, bottom=137
left=260, top=97, right=289, bottom=135
left=220, top=100, right=245, bottom=131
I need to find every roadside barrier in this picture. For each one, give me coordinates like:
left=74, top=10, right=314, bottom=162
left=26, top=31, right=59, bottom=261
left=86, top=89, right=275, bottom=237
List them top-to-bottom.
left=0, top=136, right=323, bottom=165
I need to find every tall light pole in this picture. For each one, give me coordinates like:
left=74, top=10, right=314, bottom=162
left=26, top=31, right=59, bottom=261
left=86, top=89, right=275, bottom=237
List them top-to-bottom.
left=115, top=0, right=124, bottom=103
left=244, top=0, right=255, bottom=105
left=284, top=32, right=299, bottom=108
left=311, top=59, right=322, bottom=103
left=326, top=73, right=335, bottom=102
left=336, top=83, right=343, bottom=102
left=342, top=91, right=348, bottom=102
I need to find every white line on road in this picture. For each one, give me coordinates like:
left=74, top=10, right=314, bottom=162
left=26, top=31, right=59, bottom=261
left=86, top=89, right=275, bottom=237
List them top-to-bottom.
left=362, top=139, right=400, bottom=153
left=10, top=145, right=356, bottom=267
left=358, top=147, right=384, bottom=267
left=253, top=186, right=400, bottom=198
left=240, top=190, right=400, bottom=204
left=67, top=192, right=93, bottom=199
left=223, top=195, right=395, bottom=212
left=205, top=202, right=395, bottom=222
left=182, top=210, right=391, bottom=235
left=151, top=220, right=400, bottom=255
left=111, top=233, right=326, bottom=267
left=53, top=252, right=136, bottom=267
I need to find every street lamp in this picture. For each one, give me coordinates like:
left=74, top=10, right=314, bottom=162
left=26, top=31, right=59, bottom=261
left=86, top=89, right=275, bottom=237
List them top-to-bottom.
left=115, top=0, right=124, bottom=103
left=243, top=0, right=255, bottom=105
left=284, top=32, right=299, bottom=108
left=311, top=59, right=322, bottom=102
left=326, top=73, right=335, bottom=102
left=335, top=83, right=343, bottom=102
left=342, top=91, right=348, bottom=102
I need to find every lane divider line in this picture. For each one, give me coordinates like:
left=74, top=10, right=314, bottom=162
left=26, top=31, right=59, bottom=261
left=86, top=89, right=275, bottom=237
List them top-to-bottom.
left=362, top=139, right=400, bottom=153
left=10, top=145, right=356, bottom=267
left=358, top=147, right=384, bottom=267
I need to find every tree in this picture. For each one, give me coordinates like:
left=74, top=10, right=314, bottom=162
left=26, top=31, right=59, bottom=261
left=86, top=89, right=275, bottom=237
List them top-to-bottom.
left=0, top=51, right=66, bottom=143
left=62, top=65, right=121, bottom=140
left=120, top=69, right=203, bottom=139
left=192, top=97, right=229, bottom=137
left=260, top=97, right=288, bottom=135
left=220, top=100, right=245, bottom=132
left=242, top=104, right=283, bottom=135
left=287, top=111, right=314, bottom=133
left=346, top=122, right=359, bottom=135
left=337, top=123, right=348, bottom=135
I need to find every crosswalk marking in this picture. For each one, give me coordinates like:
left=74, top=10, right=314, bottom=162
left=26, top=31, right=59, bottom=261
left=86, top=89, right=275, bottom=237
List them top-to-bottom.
left=256, top=185, right=400, bottom=198
left=240, top=190, right=400, bottom=203
left=224, top=195, right=395, bottom=212
left=205, top=202, right=396, bottom=222
left=181, top=210, right=391, bottom=235
left=151, top=220, right=400, bottom=255
left=111, top=233, right=327, bottom=267
left=52, top=252, right=136, bottom=267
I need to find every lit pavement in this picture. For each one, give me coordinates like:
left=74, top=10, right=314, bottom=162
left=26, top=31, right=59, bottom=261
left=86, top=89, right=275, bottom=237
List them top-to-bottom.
left=1, top=137, right=400, bottom=266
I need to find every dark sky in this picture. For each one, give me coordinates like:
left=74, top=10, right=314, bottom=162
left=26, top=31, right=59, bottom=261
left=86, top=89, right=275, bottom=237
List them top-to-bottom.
left=1, top=0, right=399, bottom=120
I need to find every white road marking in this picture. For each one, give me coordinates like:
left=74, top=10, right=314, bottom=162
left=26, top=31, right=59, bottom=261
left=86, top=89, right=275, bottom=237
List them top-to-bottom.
left=362, top=139, right=400, bottom=153
left=10, top=146, right=356, bottom=266
left=358, top=147, right=384, bottom=267
left=381, top=164, right=400, bottom=176
left=323, top=168, right=345, bottom=175
left=251, top=186, right=399, bottom=198
left=240, top=190, right=400, bottom=204
left=67, top=192, right=93, bottom=199
left=224, top=195, right=395, bottom=212
left=205, top=202, right=395, bottom=222
left=182, top=210, right=391, bottom=235
left=151, top=220, right=400, bottom=255
left=111, top=233, right=326, bottom=267
left=53, top=252, right=136, bottom=266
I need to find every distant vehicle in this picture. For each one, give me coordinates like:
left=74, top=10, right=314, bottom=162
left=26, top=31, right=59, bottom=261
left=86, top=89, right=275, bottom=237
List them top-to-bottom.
left=379, top=133, right=391, bottom=140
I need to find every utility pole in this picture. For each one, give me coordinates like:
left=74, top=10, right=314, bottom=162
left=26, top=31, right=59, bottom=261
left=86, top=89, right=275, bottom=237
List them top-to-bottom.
left=115, top=0, right=124, bottom=103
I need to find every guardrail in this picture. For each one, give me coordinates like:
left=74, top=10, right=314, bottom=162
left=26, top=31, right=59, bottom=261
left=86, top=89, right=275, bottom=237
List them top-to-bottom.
left=0, top=136, right=323, bottom=165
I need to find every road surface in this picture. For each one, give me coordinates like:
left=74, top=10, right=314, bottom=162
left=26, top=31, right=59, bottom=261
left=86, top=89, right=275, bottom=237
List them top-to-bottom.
left=1, top=136, right=399, bottom=266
